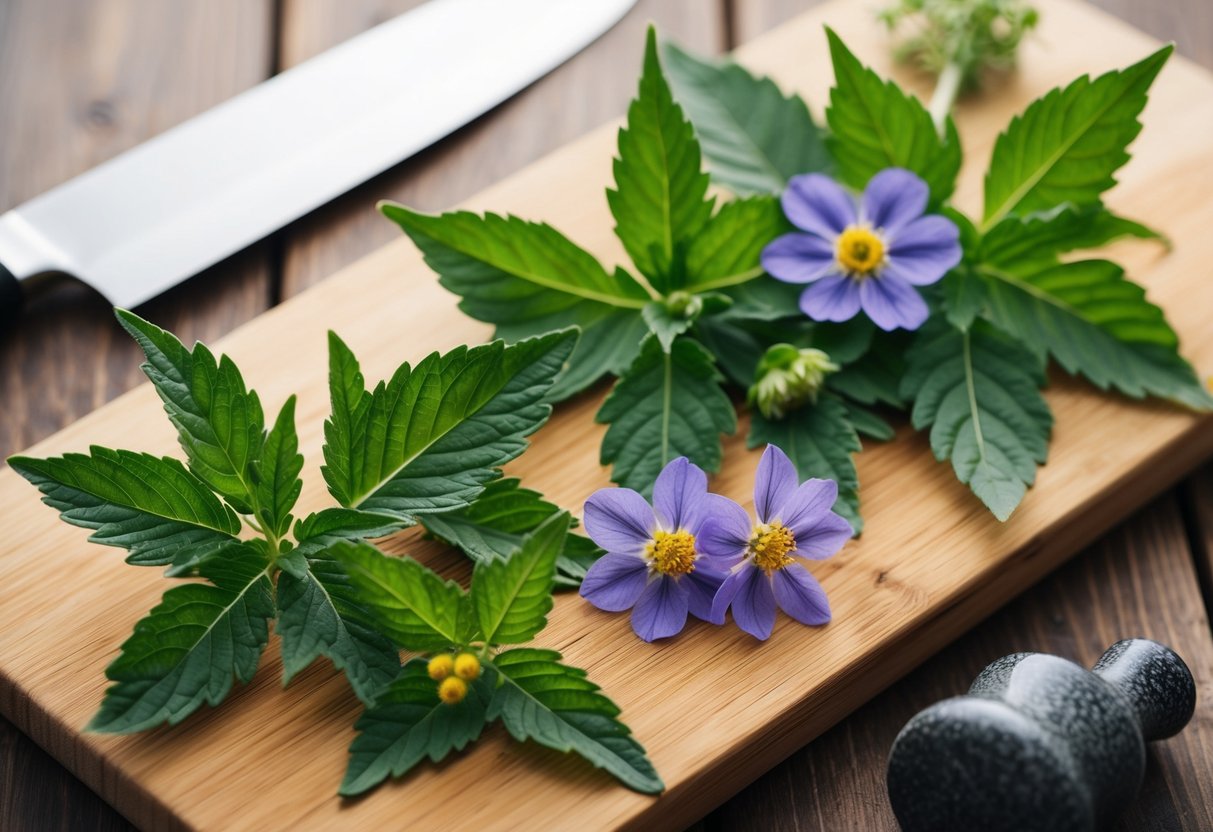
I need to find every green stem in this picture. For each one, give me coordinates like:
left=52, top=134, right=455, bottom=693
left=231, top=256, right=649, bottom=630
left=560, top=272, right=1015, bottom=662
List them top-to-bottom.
left=928, top=61, right=964, bottom=136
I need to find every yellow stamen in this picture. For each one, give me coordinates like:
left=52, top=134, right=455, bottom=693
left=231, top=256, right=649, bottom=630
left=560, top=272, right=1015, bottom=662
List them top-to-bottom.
left=836, top=226, right=885, bottom=276
left=749, top=521, right=797, bottom=573
left=645, top=530, right=697, bottom=576
left=427, top=653, right=454, bottom=681
left=453, top=653, right=481, bottom=681
left=438, top=676, right=468, bottom=705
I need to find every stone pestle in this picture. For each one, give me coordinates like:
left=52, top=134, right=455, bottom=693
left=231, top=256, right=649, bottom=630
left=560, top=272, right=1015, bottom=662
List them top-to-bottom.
left=886, top=638, right=1196, bottom=832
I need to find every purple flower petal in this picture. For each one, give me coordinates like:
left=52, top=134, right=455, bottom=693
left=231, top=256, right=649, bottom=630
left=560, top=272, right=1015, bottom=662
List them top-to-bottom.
left=861, top=168, right=929, bottom=235
left=782, top=173, right=856, bottom=238
left=885, top=215, right=962, bottom=286
left=761, top=233, right=837, bottom=285
left=858, top=273, right=930, bottom=331
left=799, top=275, right=862, bottom=323
left=754, top=444, right=798, bottom=524
left=652, top=456, right=708, bottom=534
left=774, top=477, right=837, bottom=536
left=583, top=487, right=655, bottom=555
left=696, top=495, right=752, bottom=565
left=793, top=510, right=854, bottom=559
left=579, top=553, right=650, bottom=612
left=772, top=564, right=831, bottom=626
left=684, top=565, right=727, bottom=622
left=709, top=565, right=746, bottom=625
left=728, top=565, right=778, bottom=640
left=631, top=575, right=689, bottom=642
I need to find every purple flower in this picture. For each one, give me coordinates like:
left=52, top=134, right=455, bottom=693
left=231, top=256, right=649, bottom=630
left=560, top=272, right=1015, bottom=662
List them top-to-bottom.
left=761, top=168, right=962, bottom=331
left=700, top=445, right=852, bottom=640
left=579, top=457, right=730, bottom=642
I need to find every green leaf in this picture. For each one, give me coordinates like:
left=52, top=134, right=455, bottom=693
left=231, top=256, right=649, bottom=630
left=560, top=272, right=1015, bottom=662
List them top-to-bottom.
left=608, top=27, right=714, bottom=289
left=824, top=28, right=961, bottom=205
left=662, top=40, right=830, bottom=195
left=981, top=46, right=1172, bottom=229
left=683, top=196, right=791, bottom=292
left=980, top=203, right=1165, bottom=267
left=976, top=259, right=1213, bottom=409
left=941, top=264, right=989, bottom=331
left=715, top=278, right=805, bottom=323
left=642, top=301, right=695, bottom=352
left=115, top=309, right=265, bottom=513
left=694, top=317, right=767, bottom=387
left=901, top=321, right=1053, bottom=521
left=322, top=329, right=576, bottom=520
left=826, top=332, right=909, bottom=409
left=597, top=336, right=736, bottom=494
left=748, top=393, right=863, bottom=533
left=253, top=396, right=303, bottom=540
left=839, top=399, right=896, bottom=441
left=9, top=447, right=241, bottom=567
left=418, top=478, right=602, bottom=589
left=293, top=507, right=409, bottom=553
left=471, top=513, right=569, bottom=646
left=331, top=540, right=472, bottom=651
left=88, top=544, right=273, bottom=733
left=275, top=552, right=400, bottom=705
left=488, top=648, right=663, bottom=794
left=340, top=659, right=494, bottom=797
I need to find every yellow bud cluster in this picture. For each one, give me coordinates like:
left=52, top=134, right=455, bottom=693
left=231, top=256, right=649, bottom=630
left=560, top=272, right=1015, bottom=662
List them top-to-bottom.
left=428, top=652, right=482, bottom=705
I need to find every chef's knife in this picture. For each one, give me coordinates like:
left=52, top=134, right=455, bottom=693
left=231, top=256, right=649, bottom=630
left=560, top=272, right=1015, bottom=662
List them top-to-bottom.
left=0, top=0, right=637, bottom=319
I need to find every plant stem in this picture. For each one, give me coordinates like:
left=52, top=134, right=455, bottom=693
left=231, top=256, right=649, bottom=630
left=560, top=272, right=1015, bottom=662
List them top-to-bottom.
left=928, top=61, right=965, bottom=135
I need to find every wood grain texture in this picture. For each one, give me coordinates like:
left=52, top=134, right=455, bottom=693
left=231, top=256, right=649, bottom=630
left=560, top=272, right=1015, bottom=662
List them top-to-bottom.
left=275, top=0, right=726, bottom=297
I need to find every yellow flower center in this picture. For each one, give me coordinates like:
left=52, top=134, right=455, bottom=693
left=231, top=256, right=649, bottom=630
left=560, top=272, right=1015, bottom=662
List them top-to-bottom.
left=836, top=226, right=885, bottom=276
left=749, top=522, right=797, bottom=573
left=646, top=530, right=697, bottom=576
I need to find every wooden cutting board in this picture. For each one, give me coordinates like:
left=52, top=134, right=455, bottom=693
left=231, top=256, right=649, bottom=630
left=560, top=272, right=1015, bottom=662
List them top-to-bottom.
left=2, top=1, right=1212, bottom=829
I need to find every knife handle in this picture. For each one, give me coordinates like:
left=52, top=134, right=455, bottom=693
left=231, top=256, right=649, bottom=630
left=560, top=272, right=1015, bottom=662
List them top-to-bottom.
left=0, top=261, right=21, bottom=329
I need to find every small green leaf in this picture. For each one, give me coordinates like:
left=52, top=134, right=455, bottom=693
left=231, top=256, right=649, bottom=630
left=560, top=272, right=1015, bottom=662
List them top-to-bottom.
left=608, top=27, right=714, bottom=289
left=825, top=28, right=962, bottom=205
left=663, top=40, right=830, bottom=195
left=981, top=46, right=1172, bottom=229
left=683, top=196, right=791, bottom=292
left=980, top=203, right=1165, bottom=267
left=642, top=301, right=695, bottom=353
left=115, top=309, right=265, bottom=513
left=694, top=317, right=767, bottom=388
left=901, top=320, right=1053, bottom=521
left=826, top=332, right=909, bottom=409
left=597, top=335, right=737, bottom=495
left=748, top=393, right=863, bottom=533
left=253, top=396, right=303, bottom=540
left=839, top=399, right=896, bottom=441
left=9, top=447, right=241, bottom=567
left=293, top=507, right=409, bottom=553
left=471, top=513, right=569, bottom=646
left=332, top=541, right=472, bottom=651
left=88, top=544, right=273, bottom=733
left=275, top=552, right=400, bottom=705
left=488, top=648, right=663, bottom=794
left=340, top=659, right=494, bottom=797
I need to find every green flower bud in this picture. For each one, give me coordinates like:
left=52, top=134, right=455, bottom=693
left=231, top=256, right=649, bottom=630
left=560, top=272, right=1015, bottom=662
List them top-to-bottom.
left=664, top=290, right=703, bottom=319
left=747, top=344, right=839, bottom=420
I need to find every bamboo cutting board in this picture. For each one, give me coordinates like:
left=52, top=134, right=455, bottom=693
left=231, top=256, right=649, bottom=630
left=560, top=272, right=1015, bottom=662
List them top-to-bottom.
left=2, top=1, right=1212, bottom=829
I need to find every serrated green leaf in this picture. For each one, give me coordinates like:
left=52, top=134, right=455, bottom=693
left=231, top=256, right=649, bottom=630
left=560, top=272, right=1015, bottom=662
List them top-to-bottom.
left=608, top=27, right=714, bottom=289
left=825, top=28, right=961, bottom=205
left=663, top=40, right=830, bottom=195
left=981, top=46, right=1171, bottom=229
left=683, top=196, right=791, bottom=292
left=980, top=203, right=1165, bottom=267
left=976, top=259, right=1213, bottom=409
left=941, top=264, right=988, bottom=330
left=715, top=278, right=805, bottom=323
left=642, top=301, right=695, bottom=352
left=115, top=309, right=265, bottom=513
left=694, top=317, right=767, bottom=388
left=902, top=321, right=1053, bottom=521
left=322, top=329, right=576, bottom=520
left=826, top=334, right=909, bottom=409
left=597, top=335, right=736, bottom=495
left=748, top=393, right=863, bottom=533
left=253, top=396, right=303, bottom=540
left=839, top=399, right=896, bottom=441
left=9, top=447, right=241, bottom=567
left=418, top=478, right=602, bottom=589
left=292, top=507, right=409, bottom=553
left=471, top=513, right=568, bottom=646
left=331, top=540, right=472, bottom=651
left=88, top=544, right=273, bottom=733
left=275, top=552, right=400, bottom=705
left=488, top=648, right=663, bottom=794
left=340, top=659, right=494, bottom=796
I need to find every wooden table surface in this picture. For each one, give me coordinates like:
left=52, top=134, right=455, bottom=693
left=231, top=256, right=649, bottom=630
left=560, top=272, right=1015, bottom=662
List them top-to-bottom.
left=1, top=1, right=1210, bottom=829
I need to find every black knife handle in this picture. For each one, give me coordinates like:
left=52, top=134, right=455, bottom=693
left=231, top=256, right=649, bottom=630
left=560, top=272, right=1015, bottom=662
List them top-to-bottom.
left=0, top=261, right=21, bottom=330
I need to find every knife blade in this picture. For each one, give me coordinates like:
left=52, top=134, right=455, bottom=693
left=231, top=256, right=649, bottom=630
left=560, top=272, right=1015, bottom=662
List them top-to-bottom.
left=0, top=0, right=637, bottom=318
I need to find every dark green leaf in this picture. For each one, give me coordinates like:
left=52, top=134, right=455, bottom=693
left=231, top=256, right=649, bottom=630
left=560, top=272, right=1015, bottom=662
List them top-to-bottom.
left=608, top=27, right=714, bottom=289
left=663, top=40, right=830, bottom=195
left=683, top=196, right=790, bottom=292
left=980, top=203, right=1165, bottom=267
left=642, top=301, right=695, bottom=352
left=115, top=309, right=264, bottom=513
left=694, top=317, right=766, bottom=387
left=901, top=320, right=1053, bottom=520
left=826, top=334, right=908, bottom=408
left=597, top=336, right=737, bottom=494
left=253, top=396, right=303, bottom=540
left=839, top=399, right=896, bottom=441
left=9, top=447, right=241, bottom=567
left=293, top=507, right=409, bottom=553
left=471, top=513, right=569, bottom=646
left=88, top=544, right=273, bottom=733
left=488, top=648, right=663, bottom=794
left=340, top=659, right=494, bottom=796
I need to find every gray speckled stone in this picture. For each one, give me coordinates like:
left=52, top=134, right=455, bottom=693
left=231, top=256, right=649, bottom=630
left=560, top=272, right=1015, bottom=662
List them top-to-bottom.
left=886, top=639, right=1196, bottom=832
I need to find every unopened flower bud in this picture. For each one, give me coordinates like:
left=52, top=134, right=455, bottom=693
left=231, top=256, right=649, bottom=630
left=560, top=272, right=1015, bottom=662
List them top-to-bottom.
left=747, top=344, right=839, bottom=420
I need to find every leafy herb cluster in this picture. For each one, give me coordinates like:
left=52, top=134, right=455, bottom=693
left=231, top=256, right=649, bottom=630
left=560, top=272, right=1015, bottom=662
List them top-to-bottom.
left=388, top=25, right=1209, bottom=526
left=9, top=310, right=661, bottom=795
